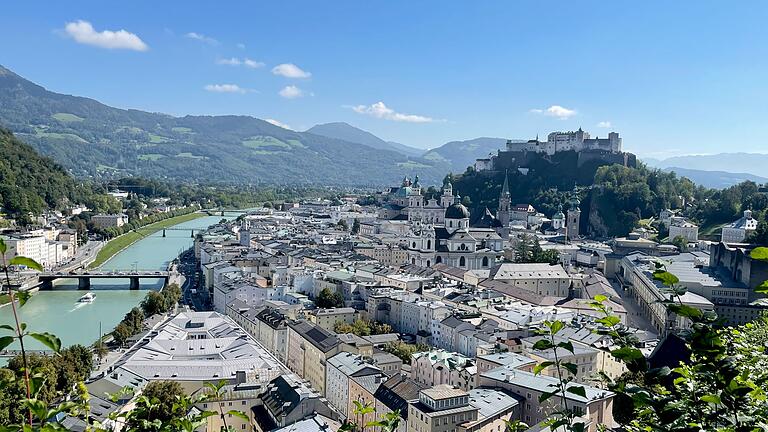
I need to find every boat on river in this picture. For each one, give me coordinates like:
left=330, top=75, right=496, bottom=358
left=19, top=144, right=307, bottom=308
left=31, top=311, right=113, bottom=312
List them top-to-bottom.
left=77, top=293, right=95, bottom=303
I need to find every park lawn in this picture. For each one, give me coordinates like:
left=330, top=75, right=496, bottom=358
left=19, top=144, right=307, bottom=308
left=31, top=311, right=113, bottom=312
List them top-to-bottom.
left=88, top=212, right=205, bottom=269
left=0, top=293, right=9, bottom=305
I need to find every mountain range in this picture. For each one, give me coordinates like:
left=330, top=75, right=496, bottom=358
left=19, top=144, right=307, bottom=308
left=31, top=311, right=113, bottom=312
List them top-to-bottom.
left=3, top=63, right=763, bottom=189
left=0, top=65, right=518, bottom=186
left=643, top=154, right=768, bottom=188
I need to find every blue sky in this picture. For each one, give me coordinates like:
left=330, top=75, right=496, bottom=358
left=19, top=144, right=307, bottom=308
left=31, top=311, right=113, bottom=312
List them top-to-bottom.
left=2, top=1, right=767, bottom=157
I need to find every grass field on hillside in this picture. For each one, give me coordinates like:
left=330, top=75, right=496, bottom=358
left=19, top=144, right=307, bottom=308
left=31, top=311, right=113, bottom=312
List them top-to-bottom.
left=89, top=212, right=205, bottom=269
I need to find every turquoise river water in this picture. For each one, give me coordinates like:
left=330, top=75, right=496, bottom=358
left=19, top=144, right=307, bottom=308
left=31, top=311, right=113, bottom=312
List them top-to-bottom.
left=0, top=215, right=225, bottom=350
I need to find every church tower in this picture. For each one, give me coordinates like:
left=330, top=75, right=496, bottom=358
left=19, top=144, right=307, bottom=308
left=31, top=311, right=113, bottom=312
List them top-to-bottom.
left=497, top=171, right=511, bottom=237
left=441, top=180, right=454, bottom=208
left=566, top=188, right=581, bottom=240
left=552, top=205, right=565, bottom=230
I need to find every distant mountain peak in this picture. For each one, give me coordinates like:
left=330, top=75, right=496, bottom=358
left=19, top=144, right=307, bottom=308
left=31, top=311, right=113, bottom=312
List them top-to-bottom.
left=306, top=122, right=424, bottom=157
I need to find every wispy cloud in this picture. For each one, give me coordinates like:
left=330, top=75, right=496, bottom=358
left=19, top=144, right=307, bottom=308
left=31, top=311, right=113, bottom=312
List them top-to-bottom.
left=63, top=20, right=148, bottom=51
left=185, top=32, right=218, bottom=45
left=236, top=43, right=246, bottom=49
left=215, top=57, right=264, bottom=69
left=272, top=63, right=311, bottom=78
left=204, top=84, right=251, bottom=94
left=279, top=85, right=305, bottom=99
left=351, top=101, right=438, bottom=123
left=530, top=105, right=577, bottom=119
left=264, top=118, right=292, bottom=130
left=597, top=121, right=612, bottom=128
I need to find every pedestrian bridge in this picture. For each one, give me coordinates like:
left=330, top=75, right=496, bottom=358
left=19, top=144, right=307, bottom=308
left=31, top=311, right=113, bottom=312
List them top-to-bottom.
left=38, top=271, right=170, bottom=290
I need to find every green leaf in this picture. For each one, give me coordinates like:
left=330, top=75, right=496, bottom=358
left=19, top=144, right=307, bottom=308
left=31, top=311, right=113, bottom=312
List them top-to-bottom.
left=0, top=238, right=6, bottom=254
left=750, top=247, right=768, bottom=262
left=9, top=256, right=43, bottom=272
left=653, top=270, right=679, bottom=287
left=755, top=280, right=768, bottom=294
left=16, top=290, right=31, bottom=307
left=593, top=294, right=607, bottom=303
left=667, top=303, right=703, bottom=319
left=596, top=316, right=621, bottom=328
left=549, top=320, right=565, bottom=335
left=0, top=324, right=15, bottom=332
left=29, top=332, right=62, bottom=353
left=0, top=336, right=14, bottom=351
left=532, top=339, right=553, bottom=351
left=557, top=341, right=575, bottom=353
left=611, top=347, right=644, bottom=362
left=533, top=361, right=554, bottom=375
left=563, top=362, right=579, bottom=376
left=29, top=375, right=46, bottom=398
left=567, top=385, right=587, bottom=398
left=538, top=389, right=558, bottom=403
left=700, top=394, right=721, bottom=405
left=226, top=410, right=249, bottom=422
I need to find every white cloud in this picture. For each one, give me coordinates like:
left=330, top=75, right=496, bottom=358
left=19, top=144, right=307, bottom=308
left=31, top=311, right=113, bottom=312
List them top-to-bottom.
left=63, top=20, right=148, bottom=51
left=185, top=32, right=218, bottom=45
left=236, top=43, right=246, bottom=49
left=216, top=57, right=264, bottom=69
left=216, top=57, right=242, bottom=66
left=243, top=58, right=264, bottom=69
left=272, top=63, right=311, bottom=78
left=204, top=84, right=249, bottom=94
left=279, top=85, right=304, bottom=99
left=351, top=101, right=437, bottom=123
left=530, top=105, right=577, bottom=119
left=264, top=118, right=292, bottom=130
left=597, top=121, right=612, bottom=128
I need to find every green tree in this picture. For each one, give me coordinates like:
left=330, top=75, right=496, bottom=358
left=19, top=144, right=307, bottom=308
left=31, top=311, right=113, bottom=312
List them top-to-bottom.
left=352, top=218, right=361, bottom=234
left=337, top=219, right=349, bottom=231
left=670, top=235, right=688, bottom=252
left=162, top=283, right=182, bottom=308
left=316, top=287, right=344, bottom=308
left=141, top=291, right=168, bottom=316
left=112, top=323, right=132, bottom=346
left=381, top=341, right=429, bottom=364
left=125, top=380, right=186, bottom=428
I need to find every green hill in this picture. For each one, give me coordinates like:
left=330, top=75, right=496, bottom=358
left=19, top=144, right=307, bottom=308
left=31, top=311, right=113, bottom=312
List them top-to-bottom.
left=0, top=65, right=446, bottom=186
left=0, top=127, right=91, bottom=222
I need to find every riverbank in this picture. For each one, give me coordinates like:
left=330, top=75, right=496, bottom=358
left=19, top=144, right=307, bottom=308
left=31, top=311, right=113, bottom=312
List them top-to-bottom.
left=88, top=212, right=206, bottom=269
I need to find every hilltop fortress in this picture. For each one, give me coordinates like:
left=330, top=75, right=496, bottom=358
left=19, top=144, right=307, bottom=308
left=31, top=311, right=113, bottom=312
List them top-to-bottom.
left=474, top=128, right=635, bottom=172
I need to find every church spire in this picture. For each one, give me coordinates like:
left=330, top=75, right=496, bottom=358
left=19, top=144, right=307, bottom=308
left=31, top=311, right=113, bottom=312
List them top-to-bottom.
left=501, top=170, right=510, bottom=197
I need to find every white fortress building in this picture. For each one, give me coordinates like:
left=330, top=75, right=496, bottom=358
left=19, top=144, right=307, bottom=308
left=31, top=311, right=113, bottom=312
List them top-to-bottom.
left=504, top=128, right=622, bottom=156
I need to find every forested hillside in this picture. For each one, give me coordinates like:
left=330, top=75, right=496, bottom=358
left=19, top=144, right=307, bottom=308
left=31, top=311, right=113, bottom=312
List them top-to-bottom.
left=0, top=65, right=446, bottom=186
left=0, top=127, right=95, bottom=223
left=453, top=158, right=768, bottom=240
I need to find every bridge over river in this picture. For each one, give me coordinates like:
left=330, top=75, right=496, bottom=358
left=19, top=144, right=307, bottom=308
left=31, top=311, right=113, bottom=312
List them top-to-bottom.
left=38, top=270, right=170, bottom=290
left=0, top=350, right=52, bottom=359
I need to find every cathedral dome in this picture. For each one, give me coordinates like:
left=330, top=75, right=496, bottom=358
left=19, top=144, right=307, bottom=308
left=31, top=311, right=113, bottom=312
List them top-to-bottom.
left=445, top=202, right=470, bottom=219
left=553, top=205, right=565, bottom=220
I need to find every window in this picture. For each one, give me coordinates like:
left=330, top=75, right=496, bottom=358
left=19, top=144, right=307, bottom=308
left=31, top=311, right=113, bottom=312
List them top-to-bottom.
left=427, top=240, right=431, bottom=249
left=436, top=256, right=442, bottom=264
left=482, top=256, right=489, bottom=267
left=459, top=257, right=466, bottom=267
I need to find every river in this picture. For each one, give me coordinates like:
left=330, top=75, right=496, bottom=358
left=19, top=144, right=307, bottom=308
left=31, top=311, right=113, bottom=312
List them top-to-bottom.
left=0, top=214, right=226, bottom=350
